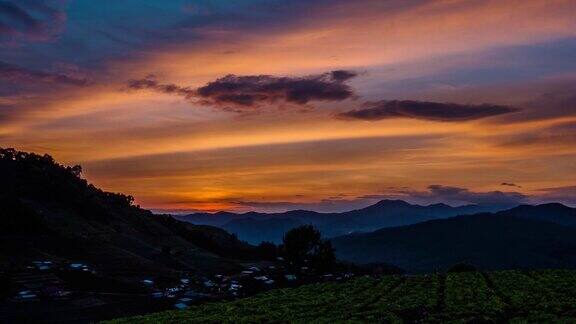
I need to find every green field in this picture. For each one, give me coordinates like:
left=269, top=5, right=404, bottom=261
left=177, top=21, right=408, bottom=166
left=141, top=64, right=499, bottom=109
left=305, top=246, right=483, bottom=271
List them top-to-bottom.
left=107, top=270, right=576, bottom=323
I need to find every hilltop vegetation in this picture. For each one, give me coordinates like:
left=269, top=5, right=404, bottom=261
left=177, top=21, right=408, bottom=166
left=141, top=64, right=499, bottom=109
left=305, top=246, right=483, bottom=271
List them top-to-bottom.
left=0, top=148, right=264, bottom=277
left=107, top=269, right=576, bottom=323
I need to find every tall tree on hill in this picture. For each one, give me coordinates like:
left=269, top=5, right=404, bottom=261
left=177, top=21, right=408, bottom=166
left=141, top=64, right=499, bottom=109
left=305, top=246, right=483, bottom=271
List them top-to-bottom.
left=281, top=225, right=335, bottom=273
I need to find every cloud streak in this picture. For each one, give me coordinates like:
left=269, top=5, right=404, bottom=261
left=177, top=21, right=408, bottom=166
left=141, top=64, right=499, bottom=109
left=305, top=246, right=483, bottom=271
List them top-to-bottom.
left=0, top=61, right=90, bottom=86
left=127, top=70, right=358, bottom=111
left=126, top=75, right=194, bottom=98
left=338, top=100, right=519, bottom=122
left=498, top=121, right=576, bottom=149
left=501, top=182, right=521, bottom=188
left=367, top=185, right=529, bottom=207
left=425, top=185, right=527, bottom=206
left=533, top=185, right=576, bottom=206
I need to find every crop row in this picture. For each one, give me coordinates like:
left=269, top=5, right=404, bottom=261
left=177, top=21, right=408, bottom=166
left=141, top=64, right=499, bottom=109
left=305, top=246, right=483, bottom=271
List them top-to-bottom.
left=107, top=270, right=576, bottom=323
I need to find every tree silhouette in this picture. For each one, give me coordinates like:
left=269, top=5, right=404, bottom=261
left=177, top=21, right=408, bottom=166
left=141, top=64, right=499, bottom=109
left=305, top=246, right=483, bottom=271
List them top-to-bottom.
left=281, top=225, right=335, bottom=273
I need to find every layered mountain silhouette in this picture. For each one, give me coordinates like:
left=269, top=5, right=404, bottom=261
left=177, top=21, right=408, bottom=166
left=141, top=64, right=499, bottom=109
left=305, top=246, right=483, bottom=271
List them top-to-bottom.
left=4, top=147, right=576, bottom=277
left=0, top=149, right=258, bottom=279
left=178, top=200, right=493, bottom=243
left=331, top=203, right=576, bottom=273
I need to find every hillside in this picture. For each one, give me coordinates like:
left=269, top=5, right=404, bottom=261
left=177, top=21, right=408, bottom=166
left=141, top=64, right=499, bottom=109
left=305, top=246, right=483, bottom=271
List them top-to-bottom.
left=0, top=148, right=258, bottom=278
left=178, top=200, right=491, bottom=244
left=503, top=203, right=576, bottom=227
left=331, top=205, right=576, bottom=273
left=107, top=269, right=576, bottom=323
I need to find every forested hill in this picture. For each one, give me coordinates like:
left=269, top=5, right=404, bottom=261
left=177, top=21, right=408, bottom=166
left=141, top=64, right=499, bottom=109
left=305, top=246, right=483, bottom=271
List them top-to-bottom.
left=0, top=148, right=261, bottom=277
left=331, top=205, right=576, bottom=273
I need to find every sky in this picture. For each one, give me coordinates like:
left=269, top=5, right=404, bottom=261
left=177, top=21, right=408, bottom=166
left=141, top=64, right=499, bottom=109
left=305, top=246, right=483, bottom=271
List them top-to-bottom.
left=1, top=0, right=576, bottom=213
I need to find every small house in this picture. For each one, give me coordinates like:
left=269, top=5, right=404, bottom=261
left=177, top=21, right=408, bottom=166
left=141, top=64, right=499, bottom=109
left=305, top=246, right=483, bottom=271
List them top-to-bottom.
left=142, top=279, right=154, bottom=286
left=174, top=303, right=188, bottom=310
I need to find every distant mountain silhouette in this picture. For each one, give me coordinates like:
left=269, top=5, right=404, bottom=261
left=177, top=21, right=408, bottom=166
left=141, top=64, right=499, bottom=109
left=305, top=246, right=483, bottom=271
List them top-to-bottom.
left=0, top=148, right=259, bottom=278
left=177, top=200, right=494, bottom=243
left=502, top=203, right=576, bottom=227
left=331, top=204, right=576, bottom=273
left=222, top=218, right=303, bottom=244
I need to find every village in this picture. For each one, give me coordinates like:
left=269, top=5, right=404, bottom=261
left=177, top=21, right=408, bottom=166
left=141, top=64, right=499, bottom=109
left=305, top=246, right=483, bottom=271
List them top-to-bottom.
left=1, top=257, right=359, bottom=321
left=139, top=257, right=358, bottom=310
left=8, top=260, right=91, bottom=302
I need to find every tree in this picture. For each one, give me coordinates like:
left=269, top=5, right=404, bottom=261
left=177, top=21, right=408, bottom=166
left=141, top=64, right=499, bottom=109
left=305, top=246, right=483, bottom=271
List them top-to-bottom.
left=69, top=164, right=82, bottom=177
left=281, top=225, right=336, bottom=273
left=257, top=241, right=279, bottom=260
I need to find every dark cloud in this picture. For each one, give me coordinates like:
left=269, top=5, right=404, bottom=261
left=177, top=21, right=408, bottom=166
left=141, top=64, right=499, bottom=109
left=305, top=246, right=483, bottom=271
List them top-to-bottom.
left=0, top=0, right=67, bottom=44
left=0, top=61, right=90, bottom=86
left=329, top=70, right=358, bottom=82
left=127, top=71, right=358, bottom=110
left=195, top=71, right=357, bottom=108
left=126, top=75, right=195, bottom=98
left=337, top=100, right=519, bottom=122
left=501, top=182, right=521, bottom=188
left=220, top=183, right=572, bottom=212
left=239, top=183, right=532, bottom=212
left=368, top=185, right=528, bottom=207
left=423, top=185, right=527, bottom=206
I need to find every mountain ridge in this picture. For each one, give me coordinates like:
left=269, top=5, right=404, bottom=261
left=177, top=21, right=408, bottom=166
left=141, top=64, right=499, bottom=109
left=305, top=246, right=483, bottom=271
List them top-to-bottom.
left=176, top=199, right=496, bottom=243
left=331, top=203, right=576, bottom=273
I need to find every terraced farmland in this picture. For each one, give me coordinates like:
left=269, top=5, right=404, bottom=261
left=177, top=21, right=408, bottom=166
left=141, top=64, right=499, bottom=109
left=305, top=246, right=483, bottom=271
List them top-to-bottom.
left=107, top=270, right=576, bottom=323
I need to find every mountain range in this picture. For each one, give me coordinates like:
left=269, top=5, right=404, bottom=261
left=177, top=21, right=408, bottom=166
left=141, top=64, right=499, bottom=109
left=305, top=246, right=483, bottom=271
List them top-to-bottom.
left=4, top=147, right=576, bottom=277
left=177, top=200, right=495, bottom=244
left=331, top=203, right=576, bottom=273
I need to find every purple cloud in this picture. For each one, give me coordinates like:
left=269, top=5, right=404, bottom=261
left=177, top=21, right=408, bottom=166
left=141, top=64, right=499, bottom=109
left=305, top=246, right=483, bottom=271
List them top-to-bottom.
left=0, top=61, right=90, bottom=86
left=127, top=70, right=358, bottom=111
left=126, top=75, right=195, bottom=98
left=338, top=100, right=519, bottom=122
left=498, top=121, right=576, bottom=148
left=359, top=185, right=528, bottom=207
left=422, top=185, right=527, bottom=206
left=533, top=185, right=576, bottom=206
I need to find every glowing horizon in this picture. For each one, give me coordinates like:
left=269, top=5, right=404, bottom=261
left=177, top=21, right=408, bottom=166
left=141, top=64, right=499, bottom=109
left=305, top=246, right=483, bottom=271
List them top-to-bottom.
left=2, top=0, right=576, bottom=212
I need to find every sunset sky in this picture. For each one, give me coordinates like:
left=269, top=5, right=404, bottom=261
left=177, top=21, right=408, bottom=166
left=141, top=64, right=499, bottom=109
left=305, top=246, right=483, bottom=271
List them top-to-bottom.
left=2, top=0, right=576, bottom=212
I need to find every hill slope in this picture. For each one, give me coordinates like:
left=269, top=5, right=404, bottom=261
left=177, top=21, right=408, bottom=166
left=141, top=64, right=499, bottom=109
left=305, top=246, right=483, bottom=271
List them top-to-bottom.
left=0, top=148, right=255, bottom=278
left=503, top=203, right=576, bottom=227
left=331, top=205, right=576, bottom=273
left=107, top=269, right=576, bottom=323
